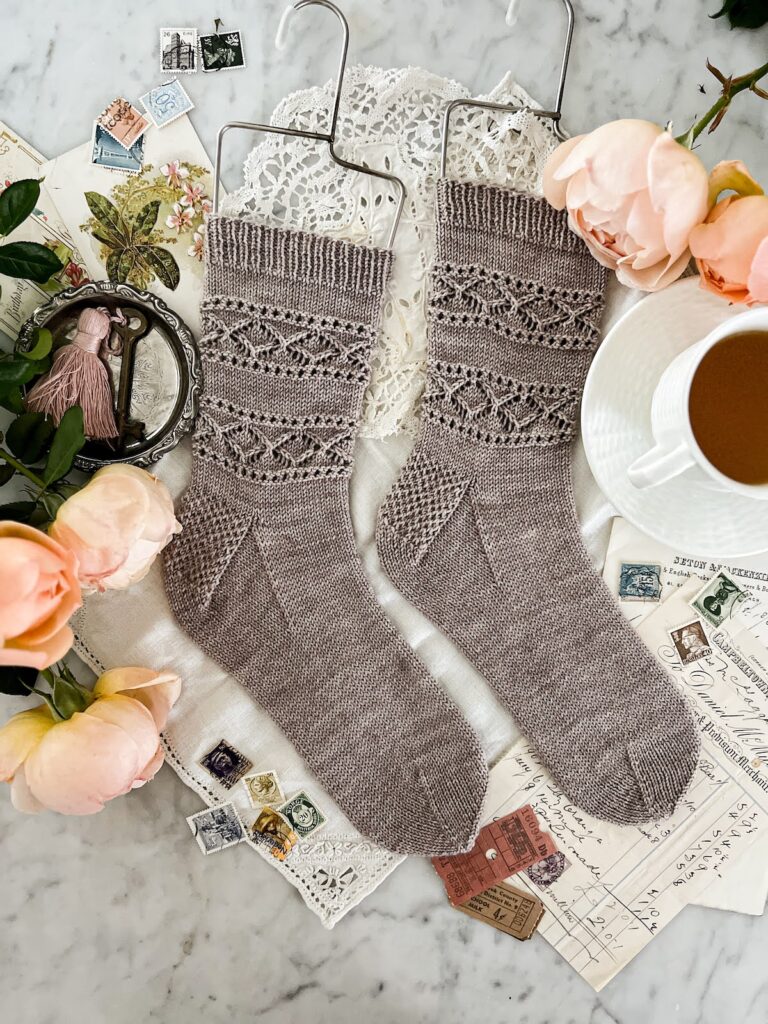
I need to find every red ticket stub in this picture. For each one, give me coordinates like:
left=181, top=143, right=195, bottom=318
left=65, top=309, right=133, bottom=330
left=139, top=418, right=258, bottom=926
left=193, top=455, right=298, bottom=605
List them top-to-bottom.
left=432, top=804, right=557, bottom=906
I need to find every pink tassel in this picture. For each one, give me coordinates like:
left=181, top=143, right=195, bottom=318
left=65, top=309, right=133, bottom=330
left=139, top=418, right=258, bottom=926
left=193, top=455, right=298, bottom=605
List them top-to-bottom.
left=26, top=306, right=125, bottom=440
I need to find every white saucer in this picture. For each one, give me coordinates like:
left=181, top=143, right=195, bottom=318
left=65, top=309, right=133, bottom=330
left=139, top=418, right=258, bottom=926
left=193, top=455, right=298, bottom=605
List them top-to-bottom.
left=581, top=277, right=768, bottom=559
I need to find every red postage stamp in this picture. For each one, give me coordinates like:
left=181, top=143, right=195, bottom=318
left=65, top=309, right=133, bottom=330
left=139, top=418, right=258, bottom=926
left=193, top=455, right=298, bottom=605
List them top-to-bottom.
left=97, top=97, right=150, bottom=151
left=432, top=804, right=558, bottom=906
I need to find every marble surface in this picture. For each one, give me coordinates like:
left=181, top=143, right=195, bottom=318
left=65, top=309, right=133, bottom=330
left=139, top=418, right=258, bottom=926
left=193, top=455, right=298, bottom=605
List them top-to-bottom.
left=2, top=2, right=768, bottom=1022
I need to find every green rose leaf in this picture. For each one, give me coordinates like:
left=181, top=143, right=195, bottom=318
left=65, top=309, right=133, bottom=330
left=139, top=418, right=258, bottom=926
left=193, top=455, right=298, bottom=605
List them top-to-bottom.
left=712, top=0, right=768, bottom=27
left=0, top=179, right=41, bottom=237
left=84, top=191, right=131, bottom=246
left=132, top=200, right=161, bottom=241
left=0, top=241, right=63, bottom=283
left=136, top=244, right=180, bottom=290
left=20, top=327, right=53, bottom=362
left=0, top=353, right=50, bottom=386
left=0, top=385, right=25, bottom=414
left=42, top=405, right=85, bottom=485
left=6, top=411, right=56, bottom=464
left=0, top=462, right=14, bottom=485
left=0, top=499, right=37, bottom=522
left=0, top=664, right=39, bottom=696
left=52, top=674, right=92, bottom=718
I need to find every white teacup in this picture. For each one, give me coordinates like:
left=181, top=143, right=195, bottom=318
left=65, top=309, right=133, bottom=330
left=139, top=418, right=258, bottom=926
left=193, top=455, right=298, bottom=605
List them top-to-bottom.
left=627, top=306, right=768, bottom=499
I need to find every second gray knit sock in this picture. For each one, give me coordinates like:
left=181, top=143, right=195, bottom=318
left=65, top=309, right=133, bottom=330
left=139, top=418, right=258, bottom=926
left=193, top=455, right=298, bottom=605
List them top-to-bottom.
left=377, top=181, right=700, bottom=826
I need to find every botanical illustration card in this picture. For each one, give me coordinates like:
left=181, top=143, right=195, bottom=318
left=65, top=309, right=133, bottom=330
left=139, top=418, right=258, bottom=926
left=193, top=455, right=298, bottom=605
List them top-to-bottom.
left=42, top=115, right=216, bottom=336
left=0, top=120, right=90, bottom=339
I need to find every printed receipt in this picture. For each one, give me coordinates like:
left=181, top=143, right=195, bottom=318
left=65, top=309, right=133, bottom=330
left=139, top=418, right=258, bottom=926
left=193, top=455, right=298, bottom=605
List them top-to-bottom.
left=484, top=571, right=768, bottom=990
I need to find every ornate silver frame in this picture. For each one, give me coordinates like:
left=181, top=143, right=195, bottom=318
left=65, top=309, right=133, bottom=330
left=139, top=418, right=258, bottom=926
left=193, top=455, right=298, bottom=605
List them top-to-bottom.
left=18, top=281, right=201, bottom=472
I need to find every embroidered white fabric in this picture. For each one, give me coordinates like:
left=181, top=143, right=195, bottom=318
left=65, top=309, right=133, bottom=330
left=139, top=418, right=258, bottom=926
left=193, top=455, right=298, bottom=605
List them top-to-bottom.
left=221, top=64, right=558, bottom=438
left=72, top=66, right=564, bottom=929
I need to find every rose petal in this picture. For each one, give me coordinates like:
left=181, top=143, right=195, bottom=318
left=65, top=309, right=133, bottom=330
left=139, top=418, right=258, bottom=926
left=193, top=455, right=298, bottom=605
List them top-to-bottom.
left=554, top=119, right=662, bottom=195
left=647, top=131, right=709, bottom=260
left=542, top=135, right=584, bottom=209
left=708, top=159, right=764, bottom=208
left=689, top=195, right=768, bottom=288
left=747, top=235, right=768, bottom=303
left=94, top=668, right=182, bottom=731
left=85, top=695, right=160, bottom=771
left=0, top=705, right=55, bottom=781
left=25, top=713, right=142, bottom=815
left=134, top=743, right=165, bottom=786
left=10, top=764, right=45, bottom=813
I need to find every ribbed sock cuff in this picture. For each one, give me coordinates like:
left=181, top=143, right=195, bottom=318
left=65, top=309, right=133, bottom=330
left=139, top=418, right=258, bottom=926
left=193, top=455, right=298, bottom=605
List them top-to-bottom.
left=436, top=179, right=584, bottom=254
left=206, top=216, right=393, bottom=297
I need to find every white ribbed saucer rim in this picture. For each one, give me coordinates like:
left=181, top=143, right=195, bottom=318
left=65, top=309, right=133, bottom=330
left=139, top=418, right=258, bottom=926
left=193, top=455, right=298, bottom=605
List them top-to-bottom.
left=581, top=278, right=768, bottom=560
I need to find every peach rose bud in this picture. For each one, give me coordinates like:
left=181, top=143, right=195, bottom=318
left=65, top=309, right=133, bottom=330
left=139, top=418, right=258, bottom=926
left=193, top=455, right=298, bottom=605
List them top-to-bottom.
left=543, top=119, right=709, bottom=291
left=689, top=161, right=768, bottom=306
left=49, top=464, right=181, bottom=592
left=0, top=522, right=82, bottom=669
left=0, top=667, right=181, bottom=815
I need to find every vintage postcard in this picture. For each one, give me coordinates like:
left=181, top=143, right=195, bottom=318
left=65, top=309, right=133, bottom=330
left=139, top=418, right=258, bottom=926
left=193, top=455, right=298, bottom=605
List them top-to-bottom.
left=42, top=115, right=218, bottom=336
left=0, top=120, right=90, bottom=338
left=493, top=573, right=768, bottom=989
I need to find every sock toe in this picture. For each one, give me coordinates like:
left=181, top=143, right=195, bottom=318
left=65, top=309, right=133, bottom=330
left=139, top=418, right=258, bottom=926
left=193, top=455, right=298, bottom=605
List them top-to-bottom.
left=628, top=724, right=700, bottom=822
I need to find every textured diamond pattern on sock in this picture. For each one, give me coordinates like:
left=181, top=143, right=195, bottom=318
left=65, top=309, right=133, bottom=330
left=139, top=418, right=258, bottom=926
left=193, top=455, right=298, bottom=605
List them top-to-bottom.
left=430, top=262, right=604, bottom=350
left=201, top=296, right=373, bottom=382
left=424, top=360, right=581, bottom=446
left=194, top=397, right=356, bottom=482
left=379, top=455, right=468, bottom=561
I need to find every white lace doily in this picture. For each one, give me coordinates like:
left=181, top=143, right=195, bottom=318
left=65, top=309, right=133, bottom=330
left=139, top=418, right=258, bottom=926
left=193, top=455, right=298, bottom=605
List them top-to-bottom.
left=222, top=64, right=558, bottom=438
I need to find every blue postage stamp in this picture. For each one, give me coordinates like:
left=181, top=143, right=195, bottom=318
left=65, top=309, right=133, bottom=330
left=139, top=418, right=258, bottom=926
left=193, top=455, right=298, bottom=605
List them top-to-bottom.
left=140, top=79, right=194, bottom=128
left=90, top=123, right=144, bottom=174
left=618, top=561, right=663, bottom=602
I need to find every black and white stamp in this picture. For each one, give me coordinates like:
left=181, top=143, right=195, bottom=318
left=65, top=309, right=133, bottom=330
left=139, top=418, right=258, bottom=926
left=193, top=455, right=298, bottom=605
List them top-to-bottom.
left=160, top=28, right=198, bottom=74
left=199, top=30, right=246, bottom=72
left=618, top=561, right=663, bottom=602
left=690, top=570, right=749, bottom=628
left=669, top=619, right=712, bottom=666
left=199, top=740, right=253, bottom=789
left=242, top=770, right=284, bottom=808
left=278, top=790, right=327, bottom=839
left=187, top=802, right=245, bottom=855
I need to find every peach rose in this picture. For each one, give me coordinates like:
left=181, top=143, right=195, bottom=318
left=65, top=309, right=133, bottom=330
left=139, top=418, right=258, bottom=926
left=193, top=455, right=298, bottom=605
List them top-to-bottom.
left=543, top=119, right=709, bottom=291
left=689, top=160, right=768, bottom=305
left=49, top=464, right=181, bottom=592
left=0, top=522, right=81, bottom=669
left=0, top=666, right=181, bottom=814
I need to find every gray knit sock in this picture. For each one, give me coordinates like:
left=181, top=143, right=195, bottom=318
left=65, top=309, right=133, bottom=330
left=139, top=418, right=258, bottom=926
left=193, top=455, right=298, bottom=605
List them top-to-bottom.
left=376, top=181, right=699, bottom=825
left=163, top=216, right=488, bottom=856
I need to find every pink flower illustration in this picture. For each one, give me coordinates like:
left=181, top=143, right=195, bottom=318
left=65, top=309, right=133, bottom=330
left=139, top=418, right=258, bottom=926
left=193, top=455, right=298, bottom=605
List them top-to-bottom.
left=161, top=161, right=190, bottom=188
left=180, top=182, right=207, bottom=211
left=166, top=202, right=194, bottom=233
left=187, top=230, right=204, bottom=261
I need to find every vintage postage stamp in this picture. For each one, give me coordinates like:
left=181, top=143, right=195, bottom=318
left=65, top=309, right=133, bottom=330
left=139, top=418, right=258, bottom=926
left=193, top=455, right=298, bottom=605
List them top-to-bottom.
left=160, top=28, right=198, bottom=74
left=199, top=31, right=246, bottom=72
left=140, top=79, right=194, bottom=129
left=97, top=98, right=150, bottom=151
left=90, top=123, right=144, bottom=174
left=618, top=561, right=663, bottom=602
left=690, top=570, right=749, bottom=627
left=669, top=619, right=712, bottom=666
left=199, top=740, right=253, bottom=789
left=242, top=770, right=284, bottom=808
left=278, top=790, right=327, bottom=840
left=187, top=802, right=245, bottom=855
left=251, top=806, right=298, bottom=861
left=525, top=851, right=571, bottom=890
